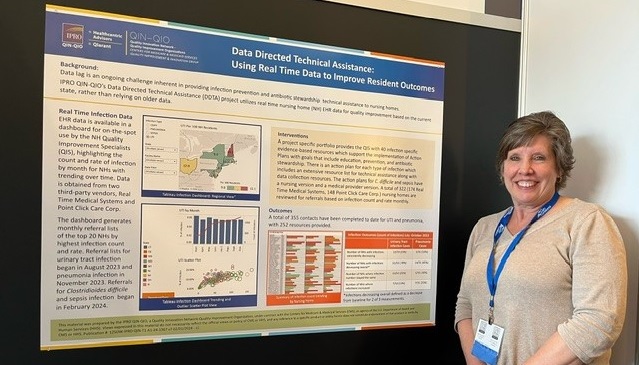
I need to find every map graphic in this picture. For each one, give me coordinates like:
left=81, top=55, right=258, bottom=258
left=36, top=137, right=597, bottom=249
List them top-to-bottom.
left=142, top=115, right=260, bottom=195
left=179, top=127, right=259, bottom=192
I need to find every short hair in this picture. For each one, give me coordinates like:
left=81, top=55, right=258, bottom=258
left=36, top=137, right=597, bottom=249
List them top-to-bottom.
left=496, top=111, right=575, bottom=190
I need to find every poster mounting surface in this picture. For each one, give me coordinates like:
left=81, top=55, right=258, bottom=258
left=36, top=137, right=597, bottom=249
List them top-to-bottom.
left=41, top=4, right=445, bottom=350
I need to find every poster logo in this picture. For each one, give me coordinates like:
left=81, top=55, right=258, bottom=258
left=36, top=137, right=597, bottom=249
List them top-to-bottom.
left=62, top=23, right=84, bottom=49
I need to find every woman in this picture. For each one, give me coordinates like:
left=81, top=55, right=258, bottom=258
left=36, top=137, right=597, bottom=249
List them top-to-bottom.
left=454, top=111, right=627, bottom=365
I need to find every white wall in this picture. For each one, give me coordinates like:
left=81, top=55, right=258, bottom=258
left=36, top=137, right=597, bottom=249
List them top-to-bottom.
left=323, top=0, right=520, bottom=31
left=520, top=1, right=639, bottom=364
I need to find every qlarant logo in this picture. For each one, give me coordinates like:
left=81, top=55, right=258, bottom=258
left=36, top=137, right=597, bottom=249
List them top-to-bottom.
left=62, top=23, right=84, bottom=49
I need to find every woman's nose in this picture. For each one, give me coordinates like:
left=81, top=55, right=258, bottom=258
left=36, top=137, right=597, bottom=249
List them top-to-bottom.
left=518, top=160, right=533, bottom=174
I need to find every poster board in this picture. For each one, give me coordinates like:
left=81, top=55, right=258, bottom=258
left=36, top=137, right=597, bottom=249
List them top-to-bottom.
left=1, top=1, right=519, bottom=363
left=41, top=4, right=444, bottom=350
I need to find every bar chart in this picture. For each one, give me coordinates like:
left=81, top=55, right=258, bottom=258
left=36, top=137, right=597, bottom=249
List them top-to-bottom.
left=140, top=203, right=259, bottom=305
left=192, top=215, right=245, bottom=245
left=266, top=231, right=343, bottom=305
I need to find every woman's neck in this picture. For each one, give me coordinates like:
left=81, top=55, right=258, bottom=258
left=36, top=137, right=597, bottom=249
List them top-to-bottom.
left=507, top=195, right=568, bottom=234
left=507, top=208, right=538, bottom=234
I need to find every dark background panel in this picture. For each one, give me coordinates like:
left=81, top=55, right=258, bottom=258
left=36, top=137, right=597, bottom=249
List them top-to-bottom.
left=0, top=1, right=518, bottom=364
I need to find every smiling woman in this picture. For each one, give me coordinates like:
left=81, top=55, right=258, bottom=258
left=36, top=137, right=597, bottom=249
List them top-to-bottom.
left=454, top=111, right=627, bottom=365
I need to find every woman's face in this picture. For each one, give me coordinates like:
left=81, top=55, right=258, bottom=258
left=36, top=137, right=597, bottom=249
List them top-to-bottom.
left=502, top=134, right=559, bottom=209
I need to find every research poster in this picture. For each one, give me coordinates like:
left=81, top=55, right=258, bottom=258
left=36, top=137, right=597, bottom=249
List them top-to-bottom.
left=41, top=5, right=445, bottom=350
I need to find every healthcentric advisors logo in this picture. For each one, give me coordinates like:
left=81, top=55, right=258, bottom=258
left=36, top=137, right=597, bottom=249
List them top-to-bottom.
left=62, top=23, right=84, bottom=49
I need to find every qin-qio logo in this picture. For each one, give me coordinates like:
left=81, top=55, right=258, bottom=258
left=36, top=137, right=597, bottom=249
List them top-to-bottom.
left=62, top=23, right=84, bottom=49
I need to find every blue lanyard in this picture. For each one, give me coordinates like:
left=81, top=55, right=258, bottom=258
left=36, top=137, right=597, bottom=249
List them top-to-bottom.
left=486, top=191, right=559, bottom=324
